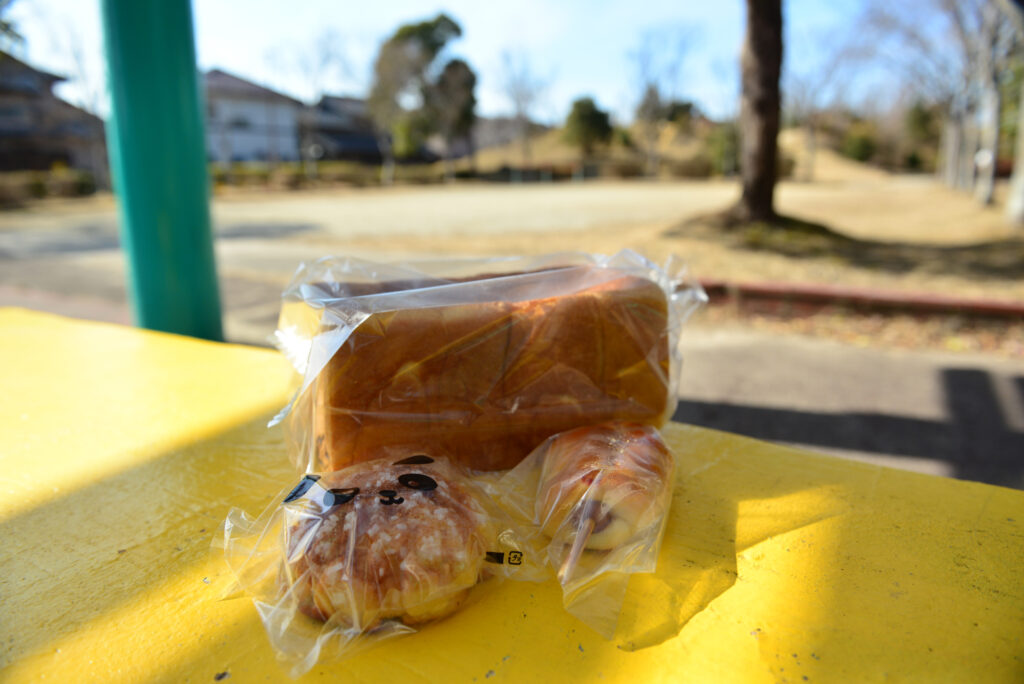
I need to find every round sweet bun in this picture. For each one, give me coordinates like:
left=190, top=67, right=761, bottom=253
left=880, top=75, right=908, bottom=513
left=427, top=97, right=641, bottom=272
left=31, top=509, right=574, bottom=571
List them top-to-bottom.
left=537, top=422, right=673, bottom=550
left=281, top=456, right=493, bottom=629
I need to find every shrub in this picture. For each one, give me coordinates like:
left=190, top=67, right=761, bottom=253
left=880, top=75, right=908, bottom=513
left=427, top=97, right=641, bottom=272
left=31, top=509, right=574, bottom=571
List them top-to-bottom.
left=707, top=122, right=740, bottom=176
left=841, top=123, right=877, bottom=162
left=612, top=127, right=635, bottom=149
left=665, top=154, right=713, bottom=178
left=777, top=154, right=795, bottom=179
left=602, top=159, right=644, bottom=178
left=232, top=163, right=271, bottom=186
left=393, top=163, right=444, bottom=184
left=269, top=166, right=304, bottom=190
left=46, top=169, right=95, bottom=197
left=0, top=172, right=45, bottom=206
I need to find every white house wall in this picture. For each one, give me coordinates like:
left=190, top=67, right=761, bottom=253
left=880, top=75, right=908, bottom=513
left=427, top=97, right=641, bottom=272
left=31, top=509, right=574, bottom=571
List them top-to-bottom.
left=206, top=98, right=300, bottom=163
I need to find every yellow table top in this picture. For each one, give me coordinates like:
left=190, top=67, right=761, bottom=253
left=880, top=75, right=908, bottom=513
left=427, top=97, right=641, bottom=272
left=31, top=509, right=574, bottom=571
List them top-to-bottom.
left=1, top=308, right=1022, bottom=683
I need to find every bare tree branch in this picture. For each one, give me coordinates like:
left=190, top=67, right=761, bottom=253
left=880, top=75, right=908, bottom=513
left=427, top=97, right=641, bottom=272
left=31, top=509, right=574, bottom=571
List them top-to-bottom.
left=500, top=50, right=549, bottom=166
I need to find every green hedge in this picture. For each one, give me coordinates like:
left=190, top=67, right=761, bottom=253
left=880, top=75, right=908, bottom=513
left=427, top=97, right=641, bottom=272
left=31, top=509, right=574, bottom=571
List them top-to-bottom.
left=0, top=169, right=96, bottom=206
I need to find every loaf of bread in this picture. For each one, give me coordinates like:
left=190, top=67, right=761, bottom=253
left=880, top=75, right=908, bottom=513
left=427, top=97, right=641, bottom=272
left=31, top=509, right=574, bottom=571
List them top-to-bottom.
left=308, top=265, right=670, bottom=471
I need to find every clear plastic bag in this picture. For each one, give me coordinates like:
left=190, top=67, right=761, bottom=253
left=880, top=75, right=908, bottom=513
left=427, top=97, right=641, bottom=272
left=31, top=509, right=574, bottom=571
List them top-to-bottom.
left=272, top=250, right=705, bottom=474
left=495, top=421, right=676, bottom=637
left=221, top=454, right=540, bottom=676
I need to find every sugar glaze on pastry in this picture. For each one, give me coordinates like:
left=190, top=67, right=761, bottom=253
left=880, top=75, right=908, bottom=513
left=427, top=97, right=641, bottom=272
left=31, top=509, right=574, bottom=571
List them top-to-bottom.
left=281, top=455, right=493, bottom=629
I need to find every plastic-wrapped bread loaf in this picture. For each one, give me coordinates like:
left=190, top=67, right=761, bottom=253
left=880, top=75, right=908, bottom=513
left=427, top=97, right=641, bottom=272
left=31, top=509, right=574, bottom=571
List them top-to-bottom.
left=310, top=268, right=670, bottom=471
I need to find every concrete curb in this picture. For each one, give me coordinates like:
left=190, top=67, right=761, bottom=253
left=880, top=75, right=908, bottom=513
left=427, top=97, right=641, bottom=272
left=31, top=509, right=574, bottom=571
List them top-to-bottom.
left=698, top=279, right=1024, bottom=320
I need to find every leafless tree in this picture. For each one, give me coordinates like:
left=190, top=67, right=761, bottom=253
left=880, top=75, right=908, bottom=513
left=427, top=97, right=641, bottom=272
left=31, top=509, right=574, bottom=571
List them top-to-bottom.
left=0, top=0, right=24, bottom=54
left=866, top=0, right=1017, bottom=203
left=998, top=0, right=1024, bottom=226
left=865, top=1, right=972, bottom=187
left=971, top=2, right=1018, bottom=205
left=33, top=16, right=110, bottom=188
left=62, top=23, right=109, bottom=189
left=629, top=28, right=691, bottom=177
left=292, top=29, right=350, bottom=177
left=783, top=30, right=863, bottom=182
left=368, top=41, right=422, bottom=185
left=500, top=50, right=548, bottom=167
left=426, top=58, right=476, bottom=182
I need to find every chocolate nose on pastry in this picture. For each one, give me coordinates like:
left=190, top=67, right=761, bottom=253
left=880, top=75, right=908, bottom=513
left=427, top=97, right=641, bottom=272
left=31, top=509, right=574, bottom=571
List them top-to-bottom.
left=378, top=490, right=404, bottom=505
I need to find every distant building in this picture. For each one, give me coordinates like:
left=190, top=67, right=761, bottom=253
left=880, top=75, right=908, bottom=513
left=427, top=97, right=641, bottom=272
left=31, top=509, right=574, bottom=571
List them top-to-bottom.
left=0, top=51, right=106, bottom=174
left=204, top=69, right=302, bottom=163
left=303, top=95, right=381, bottom=163
left=469, top=116, right=551, bottom=157
left=472, top=117, right=525, bottom=151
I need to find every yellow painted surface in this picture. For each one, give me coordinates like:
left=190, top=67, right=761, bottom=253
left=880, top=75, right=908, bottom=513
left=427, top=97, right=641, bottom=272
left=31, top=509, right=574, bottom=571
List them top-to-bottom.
left=1, top=307, right=1022, bottom=683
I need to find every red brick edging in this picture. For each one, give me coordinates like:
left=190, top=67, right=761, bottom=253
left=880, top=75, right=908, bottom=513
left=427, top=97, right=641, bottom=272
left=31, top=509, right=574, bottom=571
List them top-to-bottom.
left=696, top=280, right=1024, bottom=320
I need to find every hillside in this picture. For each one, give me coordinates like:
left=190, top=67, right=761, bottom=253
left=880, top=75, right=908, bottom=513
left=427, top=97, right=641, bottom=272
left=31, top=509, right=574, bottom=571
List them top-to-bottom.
left=470, top=120, right=709, bottom=172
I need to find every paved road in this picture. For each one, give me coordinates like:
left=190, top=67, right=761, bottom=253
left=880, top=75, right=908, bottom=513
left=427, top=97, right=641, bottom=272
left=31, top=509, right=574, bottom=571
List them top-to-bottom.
left=1, top=185, right=1022, bottom=489
left=676, top=328, right=1024, bottom=489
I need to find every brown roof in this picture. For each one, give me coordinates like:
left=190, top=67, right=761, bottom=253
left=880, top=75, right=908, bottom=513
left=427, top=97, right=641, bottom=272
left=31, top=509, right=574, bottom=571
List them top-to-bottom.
left=0, top=51, right=65, bottom=95
left=204, top=69, right=302, bottom=105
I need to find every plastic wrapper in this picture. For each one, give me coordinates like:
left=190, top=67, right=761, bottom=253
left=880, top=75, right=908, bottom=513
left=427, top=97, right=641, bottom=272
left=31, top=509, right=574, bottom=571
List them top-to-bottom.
left=272, top=250, right=705, bottom=474
left=494, top=421, right=676, bottom=637
left=221, top=454, right=541, bottom=676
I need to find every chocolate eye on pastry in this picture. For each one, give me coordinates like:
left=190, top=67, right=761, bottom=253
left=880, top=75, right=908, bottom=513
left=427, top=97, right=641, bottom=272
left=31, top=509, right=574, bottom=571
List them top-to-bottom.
left=393, top=455, right=435, bottom=465
left=398, top=473, right=437, bottom=491
left=283, top=474, right=322, bottom=503
left=323, top=487, right=359, bottom=506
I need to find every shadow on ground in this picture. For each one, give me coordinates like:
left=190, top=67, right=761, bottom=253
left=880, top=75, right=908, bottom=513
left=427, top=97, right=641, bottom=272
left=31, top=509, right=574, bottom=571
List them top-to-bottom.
left=665, top=213, right=1024, bottom=282
left=0, top=222, right=315, bottom=259
left=217, top=222, right=316, bottom=241
left=674, top=367, right=1024, bottom=490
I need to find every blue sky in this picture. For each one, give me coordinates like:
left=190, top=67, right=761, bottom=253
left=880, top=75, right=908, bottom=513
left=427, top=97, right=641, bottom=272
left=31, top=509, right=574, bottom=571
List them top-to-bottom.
left=10, top=0, right=878, bottom=123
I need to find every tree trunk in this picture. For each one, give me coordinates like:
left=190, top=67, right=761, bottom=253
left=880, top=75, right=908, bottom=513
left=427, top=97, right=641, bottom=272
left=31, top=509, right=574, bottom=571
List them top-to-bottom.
left=733, top=0, right=783, bottom=222
left=1007, top=74, right=1024, bottom=227
left=974, top=83, right=1000, bottom=206
left=301, top=106, right=317, bottom=180
left=957, top=115, right=978, bottom=192
left=519, top=117, right=532, bottom=168
left=941, top=117, right=961, bottom=187
left=644, top=123, right=659, bottom=177
left=376, top=133, right=394, bottom=186
left=444, top=137, right=456, bottom=183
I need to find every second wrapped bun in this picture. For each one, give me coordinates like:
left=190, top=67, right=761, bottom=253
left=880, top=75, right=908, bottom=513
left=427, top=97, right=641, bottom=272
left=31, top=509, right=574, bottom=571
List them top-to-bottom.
left=537, top=421, right=674, bottom=550
left=280, top=455, right=493, bottom=630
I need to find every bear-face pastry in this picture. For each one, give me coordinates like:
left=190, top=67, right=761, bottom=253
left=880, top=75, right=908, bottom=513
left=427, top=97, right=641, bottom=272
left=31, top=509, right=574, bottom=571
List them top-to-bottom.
left=280, top=455, right=493, bottom=629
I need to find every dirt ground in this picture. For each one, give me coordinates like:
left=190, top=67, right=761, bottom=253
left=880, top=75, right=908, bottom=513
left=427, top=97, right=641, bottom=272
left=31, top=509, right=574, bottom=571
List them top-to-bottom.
left=2, top=142, right=1022, bottom=358
left=2, top=162, right=1022, bottom=483
left=262, top=177, right=1022, bottom=303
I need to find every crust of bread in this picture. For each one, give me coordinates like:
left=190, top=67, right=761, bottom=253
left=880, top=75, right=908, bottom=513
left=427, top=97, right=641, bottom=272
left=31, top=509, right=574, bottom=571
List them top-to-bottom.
left=311, top=268, right=670, bottom=471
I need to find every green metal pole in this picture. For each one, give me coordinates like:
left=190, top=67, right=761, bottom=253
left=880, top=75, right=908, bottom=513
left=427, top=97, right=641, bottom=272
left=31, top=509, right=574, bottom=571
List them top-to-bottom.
left=100, top=0, right=223, bottom=341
